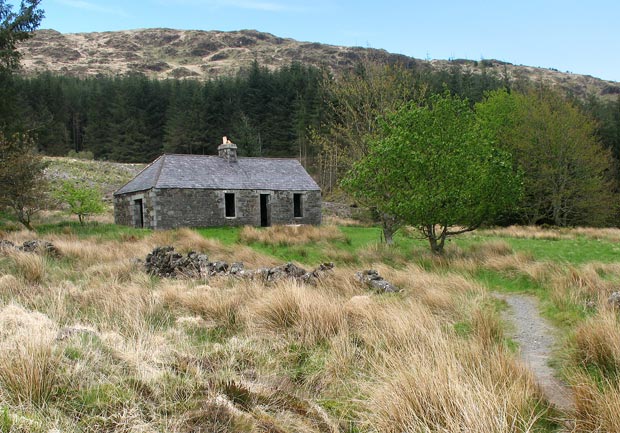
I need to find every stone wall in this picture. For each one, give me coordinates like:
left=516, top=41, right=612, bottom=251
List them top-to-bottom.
left=114, top=188, right=321, bottom=229
left=113, top=190, right=157, bottom=228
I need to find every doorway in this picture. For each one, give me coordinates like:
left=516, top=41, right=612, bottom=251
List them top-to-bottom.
left=260, top=194, right=271, bottom=227
left=134, top=199, right=144, bottom=228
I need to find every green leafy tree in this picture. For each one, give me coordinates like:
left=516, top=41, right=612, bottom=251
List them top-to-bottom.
left=0, top=0, right=42, bottom=71
left=313, top=60, right=427, bottom=241
left=477, top=88, right=617, bottom=226
left=343, top=93, right=521, bottom=253
left=0, top=131, right=48, bottom=229
left=53, top=181, right=105, bottom=225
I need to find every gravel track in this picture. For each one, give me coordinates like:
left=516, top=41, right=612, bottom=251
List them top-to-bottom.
left=495, top=293, right=574, bottom=412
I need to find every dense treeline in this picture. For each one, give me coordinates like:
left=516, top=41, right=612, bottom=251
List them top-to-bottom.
left=7, top=60, right=523, bottom=165
left=10, top=61, right=325, bottom=162
left=10, top=61, right=620, bottom=169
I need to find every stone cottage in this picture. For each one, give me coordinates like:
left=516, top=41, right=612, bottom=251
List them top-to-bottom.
left=113, top=138, right=321, bottom=229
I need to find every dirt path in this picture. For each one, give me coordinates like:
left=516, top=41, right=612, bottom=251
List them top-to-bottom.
left=495, top=293, right=574, bottom=412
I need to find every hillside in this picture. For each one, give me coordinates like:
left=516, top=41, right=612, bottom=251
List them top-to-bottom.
left=18, top=28, right=620, bottom=100
left=44, top=156, right=145, bottom=200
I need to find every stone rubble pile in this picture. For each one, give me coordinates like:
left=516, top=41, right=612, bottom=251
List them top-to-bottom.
left=0, top=239, right=60, bottom=256
left=144, top=245, right=335, bottom=284
left=145, top=246, right=210, bottom=278
left=251, top=261, right=335, bottom=284
left=354, top=269, right=400, bottom=293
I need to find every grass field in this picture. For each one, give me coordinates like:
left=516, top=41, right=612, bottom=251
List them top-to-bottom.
left=0, top=219, right=619, bottom=431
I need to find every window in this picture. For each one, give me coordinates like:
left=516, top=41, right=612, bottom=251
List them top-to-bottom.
left=225, top=193, right=235, bottom=217
left=293, top=193, right=303, bottom=218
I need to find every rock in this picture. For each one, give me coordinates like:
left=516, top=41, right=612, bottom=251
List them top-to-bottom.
left=0, top=239, right=60, bottom=256
left=0, top=240, right=15, bottom=251
left=20, top=240, right=60, bottom=256
left=145, top=246, right=209, bottom=278
left=142, top=247, right=336, bottom=285
left=209, top=261, right=229, bottom=275
left=229, top=262, right=244, bottom=275
left=267, top=262, right=307, bottom=282
left=301, top=262, right=335, bottom=284
left=354, top=269, right=400, bottom=293
left=608, top=291, right=620, bottom=308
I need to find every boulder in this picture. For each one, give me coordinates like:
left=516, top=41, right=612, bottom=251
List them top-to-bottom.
left=0, top=239, right=60, bottom=257
left=0, top=240, right=15, bottom=251
left=20, top=240, right=60, bottom=256
left=145, top=246, right=209, bottom=278
left=209, top=261, right=229, bottom=275
left=229, top=262, right=245, bottom=275
left=267, top=262, right=307, bottom=281
left=301, top=262, right=335, bottom=284
left=354, top=269, right=400, bottom=293
left=608, top=291, right=620, bottom=309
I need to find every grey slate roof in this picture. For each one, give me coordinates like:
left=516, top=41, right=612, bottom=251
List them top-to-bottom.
left=114, top=154, right=320, bottom=196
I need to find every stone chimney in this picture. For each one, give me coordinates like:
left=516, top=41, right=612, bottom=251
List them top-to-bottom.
left=218, top=136, right=238, bottom=162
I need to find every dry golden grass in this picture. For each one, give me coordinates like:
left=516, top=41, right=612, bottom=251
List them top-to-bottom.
left=322, top=215, right=363, bottom=226
left=239, top=224, right=345, bottom=246
left=482, top=225, right=620, bottom=242
left=482, top=225, right=564, bottom=240
left=0, top=227, right=565, bottom=431
left=8, top=251, right=47, bottom=284
left=343, top=293, right=544, bottom=432
left=0, top=304, right=60, bottom=406
left=573, top=310, right=620, bottom=374
left=573, top=372, right=620, bottom=432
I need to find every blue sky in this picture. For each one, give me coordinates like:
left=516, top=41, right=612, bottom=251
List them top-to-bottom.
left=19, top=0, right=620, bottom=81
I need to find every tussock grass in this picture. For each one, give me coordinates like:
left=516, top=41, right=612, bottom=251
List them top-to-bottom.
left=0, top=224, right=592, bottom=430
left=239, top=224, right=346, bottom=246
left=483, top=225, right=620, bottom=242
left=483, top=225, right=564, bottom=240
left=7, top=251, right=47, bottom=284
left=0, top=275, right=24, bottom=297
left=249, top=281, right=346, bottom=345
left=0, top=305, right=60, bottom=406
left=573, top=310, right=620, bottom=375
left=363, top=344, right=543, bottom=432
left=573, top=372, right=620, bottom=432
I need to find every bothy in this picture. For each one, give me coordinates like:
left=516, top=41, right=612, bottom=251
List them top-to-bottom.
left=114, top=138, right=321, bottom=229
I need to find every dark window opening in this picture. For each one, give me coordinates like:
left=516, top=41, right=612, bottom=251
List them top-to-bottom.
left=225, top=193, right=235, bottom=218
left=293, top=193, right=303, bottom=218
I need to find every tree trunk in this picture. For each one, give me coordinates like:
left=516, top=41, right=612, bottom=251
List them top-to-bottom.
left=17, top=213, right=32, bottom=231
left=381, top=214, right=399, bottom=245
left=383, top=225, right=394, bottom=245
left=427, top=225, right=447, bottom=255
left=428, top=236, right=443, bottom=255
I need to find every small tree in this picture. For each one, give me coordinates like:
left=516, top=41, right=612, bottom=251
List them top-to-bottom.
left=343, top=93, right=522, bottom=254
left=0, top=131, right=48, bottom=229
left=53, top=181, right=105, bottom=225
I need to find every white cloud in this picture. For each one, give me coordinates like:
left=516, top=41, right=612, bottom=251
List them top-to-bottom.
left=56, top=0, right=129, bottom=17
